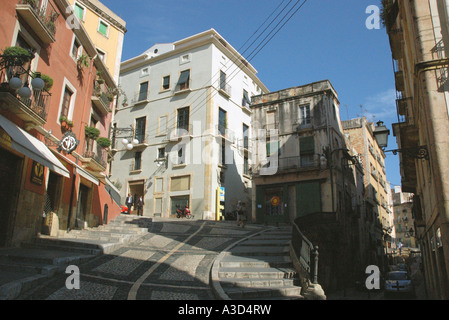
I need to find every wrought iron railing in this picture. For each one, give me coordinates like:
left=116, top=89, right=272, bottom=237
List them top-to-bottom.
left=19, top=0, right=59, bottom=37
left=0, top=67, right=50, bottom=121
left=83, top=147, right=107, bottom=168
left=291, top=220, right=319, bottom=285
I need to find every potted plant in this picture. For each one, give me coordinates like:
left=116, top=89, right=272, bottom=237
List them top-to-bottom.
left=23, top=0, right=37, bottom=6
left=2, top=46, right=34, bottom=66
left=77, top=53, right=90, bottom=69
left=32, top=72, right=53, bottom=91
left=59, top=115, right=68, bottom=127
left=67, top=120, right=74, bottom=129
left=84, top=126, right=100, bottom=140
left=96, top=137, right=111, bottom=149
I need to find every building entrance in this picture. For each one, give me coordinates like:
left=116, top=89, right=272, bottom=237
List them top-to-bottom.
left=0, top=148, right=22, bottom=246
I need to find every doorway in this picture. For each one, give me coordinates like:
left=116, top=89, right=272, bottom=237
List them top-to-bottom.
left=0, top=148, right=22, bottom=247
left=128, top=180, right=144, bottom=215
left=75, top=184, right=89, bottom=229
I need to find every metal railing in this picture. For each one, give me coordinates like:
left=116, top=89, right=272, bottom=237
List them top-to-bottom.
left=19, top=0, right=59, bottom=37
left=0, top=68, right=50, bottom=121
left=93, top=82, right=113, bottom=111
left=83, top=147, right=107, bottom=168
left=291, top=220, right=319, bottom=284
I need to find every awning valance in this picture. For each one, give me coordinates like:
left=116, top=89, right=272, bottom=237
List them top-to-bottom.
left=0, top=115, right=70, bottom=178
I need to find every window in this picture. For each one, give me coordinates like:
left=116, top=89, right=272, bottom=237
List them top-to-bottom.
left=74, top=3, right=85, bottom=20
left=98, top=20, right=109, bottom=37
left=71, top=38, right=81, bottom=59
left=96, top=49, right=106, bottom=62
left=141, top=68, right=149, bottom=77
left=177, top=70, right=190, bottom=91
left=220, top=71, right=227, bottom=91
left=162, top=75, right=170, bottom=90
left=138, top=81, right=149, bottom=101
left=60, top=87, right=73, bottom=119
left=242, top=89, right=251, bottom=107
left=298, top=104, right=311, bottom=126
left=177, top=107, right=190, bottom=132
left=218, top=108, right=227, bottom=136
left=266, top=110, right=276, bottom=130
left=134, top=117, right=146, bottom=143
left=243, top=124, right=249, bottom=149
left=300, top=136, right=315, bottom=167
left=220, top=138, right=226, bottom=165
left=177, top=144, right=186, bottom=165
left=157, top=147, right=165, bottom=160
left=134, top=151, right=142, bottom=171
left=244, top=154, right=249, bottom=176
left=171, top=176, right=190, bottom=192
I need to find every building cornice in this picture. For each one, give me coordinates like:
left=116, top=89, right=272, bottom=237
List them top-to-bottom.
left=77, top=0, right=127, bottom=33
left=120, top=29, right=269, bottom=93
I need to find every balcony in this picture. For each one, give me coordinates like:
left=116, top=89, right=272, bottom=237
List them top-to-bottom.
left=16, top=0, right=59, bottom=44
left=395, top=70, right=405, bottom=92
left=174, top=79, right=192, bottom=95
left=218, top=82, right=231, bottom=98
left=0, top=83, right=50, bottom=128
left=92, top=83, right=112, bottom=116
left=130, top=91, right=150, bottom=107
left=397, top=97, right=412, bottom=116
left=164, top=124, right=192, bottom=143
left=80, top=147, right=107, bottom=173
left=253, top=155, right=324, bottom=176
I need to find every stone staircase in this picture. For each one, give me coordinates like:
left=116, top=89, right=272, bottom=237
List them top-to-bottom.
left=0, top=214, right=152, bottom=300
left=213, top=226, right=304, bottom=300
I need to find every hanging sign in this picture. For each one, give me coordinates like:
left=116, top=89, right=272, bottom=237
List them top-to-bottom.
left=58, top=131, right=79, bottom=154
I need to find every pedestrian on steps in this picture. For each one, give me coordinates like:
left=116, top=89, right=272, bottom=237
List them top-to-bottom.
left=125, top=193, right=133, bottom=214
left=136, top=195, right=144, bottom=216
left=236, top=201, right=246, bottom=228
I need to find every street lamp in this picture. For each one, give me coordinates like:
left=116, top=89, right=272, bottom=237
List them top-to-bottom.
left=0, top=52, right=45, bottom=99
left=373, top=120, right=429, bottom=160
left=373, top=121, right=390, bottom=149
left=110, top=125, right=138, bottom=151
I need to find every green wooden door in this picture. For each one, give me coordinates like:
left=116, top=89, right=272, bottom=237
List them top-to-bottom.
left=296, top=181, right=321, bottom=218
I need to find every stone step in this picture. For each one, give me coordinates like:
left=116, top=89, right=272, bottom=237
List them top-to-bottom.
left=239, top=239, right=290, bottom=247
left=21, top=241, right=102, bottom=256
left=229, top=245, right=290, bottom=256
left=0, top=248, right=95, bottom=267
left=220, top=255, right=292, bottom=268
left=218, top=267, right=297, bottom=280
left=220, top=277, right=298, bottom=289
left=225, top=285, right=302, bottom=300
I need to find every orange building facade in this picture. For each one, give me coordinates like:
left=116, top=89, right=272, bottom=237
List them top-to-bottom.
left=0, top=0, right=121, bottom=247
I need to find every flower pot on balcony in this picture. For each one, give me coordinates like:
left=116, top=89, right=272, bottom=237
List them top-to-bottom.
left=59, top=116, right=67, bottom=128
left=84, top=126, right=100, bottom=140
left=96, top=137, right=111, bottom=149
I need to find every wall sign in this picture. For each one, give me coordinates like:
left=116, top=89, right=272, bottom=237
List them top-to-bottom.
left=31, top=161, right=44, bottom=185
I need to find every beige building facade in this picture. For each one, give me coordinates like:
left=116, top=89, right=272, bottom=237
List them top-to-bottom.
left=383, top=0, right=449, bottom=299
left=343, top=118, right=394, bottom=268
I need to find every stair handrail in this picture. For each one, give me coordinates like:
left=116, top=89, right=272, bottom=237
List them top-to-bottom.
left=291, top=220, right=319, bottom=285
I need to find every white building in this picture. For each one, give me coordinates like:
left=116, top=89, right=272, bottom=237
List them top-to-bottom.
left=110, top=29, right=269, bottom=220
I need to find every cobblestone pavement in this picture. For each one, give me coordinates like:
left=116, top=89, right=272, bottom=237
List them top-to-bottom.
left=18, top=219, right=266, bottom=300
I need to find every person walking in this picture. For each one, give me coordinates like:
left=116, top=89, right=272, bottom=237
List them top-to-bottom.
left=125, top=193, right=133, bottom=214
left=136, top=195, right=144, bottom=216
left=236, top=201, right=246, bottom=228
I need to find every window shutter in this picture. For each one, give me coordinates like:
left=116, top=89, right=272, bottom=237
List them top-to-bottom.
left=300, top=136, right=314, bottom=155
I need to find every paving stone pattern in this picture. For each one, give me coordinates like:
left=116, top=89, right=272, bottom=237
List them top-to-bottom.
left=17, top=216, right=266, bottom=300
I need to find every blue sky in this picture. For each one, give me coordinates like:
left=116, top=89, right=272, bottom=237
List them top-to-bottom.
left=103, top=0, right=401, bottom=187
